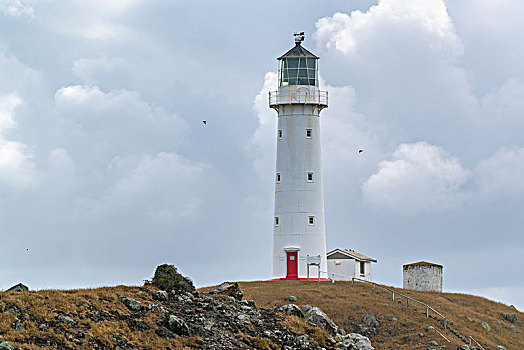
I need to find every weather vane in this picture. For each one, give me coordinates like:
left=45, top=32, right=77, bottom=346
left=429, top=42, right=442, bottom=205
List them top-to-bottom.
left=293, top=31, right=305, bottom=43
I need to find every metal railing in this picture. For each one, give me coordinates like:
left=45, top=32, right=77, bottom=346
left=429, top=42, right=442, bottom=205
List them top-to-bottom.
left=269, top=90, right=328, bottom=106
left=310, top=271, right=485, bottom=349
left=320, top=271, right=448, bottom=329
left=469, top=336, right=486, bottom=350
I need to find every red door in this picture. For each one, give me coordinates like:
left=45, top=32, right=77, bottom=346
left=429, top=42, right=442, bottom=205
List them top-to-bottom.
left=286, top=252, right=298, bottom=279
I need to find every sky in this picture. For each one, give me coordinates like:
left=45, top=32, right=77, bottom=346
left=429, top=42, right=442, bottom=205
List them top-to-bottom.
left=0, top=0, right=522, bottom=310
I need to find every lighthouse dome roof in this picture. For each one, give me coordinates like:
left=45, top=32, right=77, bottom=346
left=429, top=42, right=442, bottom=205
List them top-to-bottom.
left=278, top=42, right=318, bottom=60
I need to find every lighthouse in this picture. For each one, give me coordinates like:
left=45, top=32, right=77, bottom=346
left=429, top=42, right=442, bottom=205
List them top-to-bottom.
left=269, top=33, right=328, bottom=279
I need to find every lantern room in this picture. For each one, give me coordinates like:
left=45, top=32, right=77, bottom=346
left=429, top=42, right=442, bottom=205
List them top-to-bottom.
left=278, top=32, right=319, bottom=87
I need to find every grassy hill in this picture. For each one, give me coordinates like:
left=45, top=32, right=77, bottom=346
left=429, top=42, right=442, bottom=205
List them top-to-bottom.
left=0, top=280, right=519, bottom=349
left=236, top=280, right=522, bottom=349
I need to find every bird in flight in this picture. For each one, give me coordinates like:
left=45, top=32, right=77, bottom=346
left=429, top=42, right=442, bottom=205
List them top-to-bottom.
left=202, top=120, right=207, bottom=125
left=358, top=149, right=364, bottom=154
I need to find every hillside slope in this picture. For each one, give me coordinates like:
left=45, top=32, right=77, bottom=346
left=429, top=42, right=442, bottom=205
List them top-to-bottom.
left=237, top=280, right=522, bottom=349
left=0, top=284, right=366, bottom=349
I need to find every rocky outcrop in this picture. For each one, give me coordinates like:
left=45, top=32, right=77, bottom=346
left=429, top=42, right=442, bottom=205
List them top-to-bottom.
left=208, top=282, right=243, bottom=300
left=6, top=283, right=28, bottom=292
left=276, top=304, right=304, bottom=318
left=303, top=306, right=339, bottom=334
left=502, top=313, right=518, bottom=324
left=337, top=333, right=374, bottom=350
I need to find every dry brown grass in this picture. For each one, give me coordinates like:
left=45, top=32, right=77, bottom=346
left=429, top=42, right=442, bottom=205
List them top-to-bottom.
left=235, top=280, right=523, bottom=350
left=0, top=285, right=200, bottom=349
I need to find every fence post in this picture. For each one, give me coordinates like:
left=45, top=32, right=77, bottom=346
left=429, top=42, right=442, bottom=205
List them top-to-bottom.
left=307, top=264, right=310, bottom=281
left=331, top=274, right=334, bottom=284
left=352, top=278, right=354, bottom=287
left=372, top=283, right=375, bottom=293
left=392, top=291, right=395, bottom=301
left=406, top=298, right=409, bottom=308
left=426, top=305, right=429, bottom=317
left=444, top=318, right=447, bottom=330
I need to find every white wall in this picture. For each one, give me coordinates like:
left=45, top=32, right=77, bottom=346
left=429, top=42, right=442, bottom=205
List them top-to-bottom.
left=272, top=91, right=327, bottom=278
left=326, top=258, right=373, bottom=281
left=327, top=258, right=355, bottom=281
left=403, top=265, right=443, bottom=292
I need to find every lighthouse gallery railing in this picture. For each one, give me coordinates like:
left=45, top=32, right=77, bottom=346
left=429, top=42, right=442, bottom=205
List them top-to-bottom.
left=269, top=90, right=328, bottom=106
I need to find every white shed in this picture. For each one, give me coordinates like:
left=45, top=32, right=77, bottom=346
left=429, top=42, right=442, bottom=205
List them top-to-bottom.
left=326, top=248, right=377, bottom=281
left=403, top=261, right=443, bottom=292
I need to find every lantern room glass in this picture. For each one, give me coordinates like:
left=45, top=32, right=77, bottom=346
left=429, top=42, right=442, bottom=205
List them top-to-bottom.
left=279, top=57, right=318, bottom=87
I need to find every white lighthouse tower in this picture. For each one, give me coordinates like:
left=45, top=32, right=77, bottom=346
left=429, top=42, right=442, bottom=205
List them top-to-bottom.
left=269, top=33, right=328, bottom=279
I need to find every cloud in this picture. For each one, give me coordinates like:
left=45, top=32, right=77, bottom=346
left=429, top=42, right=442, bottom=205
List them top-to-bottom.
left=0, top=0, right=34, bottom=18
left=312, top=0, right=476, bottom=146
left=314, top=0, right=461, bottom=57
left=40, top=1, right=138, bottom=41
left=72, top=57, right=135, bottom=85
left=247, top=72, right=278, bottom=185
left=54, top=85, right=188, bottom=158
left=0, top=94, right=36, bottom=189
left=362, top=142, right=469, bottom=212
left=475, top=147, right=524, bottom=198
left=75, top=152, right=207, bottom=221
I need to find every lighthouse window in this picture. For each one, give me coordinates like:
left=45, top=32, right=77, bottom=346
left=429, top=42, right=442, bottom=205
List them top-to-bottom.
left=280, top=57, right=317, bottom=87
left=278, top=129, right=283, bottom=139
left=306, top=129, right=312, bottom=138
left=307, top=172, right=314, bottom=182
left=276, top=173, right=281, bottom=183
left=275, top=216, right=279, bottom=226
left=308, top=216, right=315, bottom=226
left=360, top=262, right=365, bottom=276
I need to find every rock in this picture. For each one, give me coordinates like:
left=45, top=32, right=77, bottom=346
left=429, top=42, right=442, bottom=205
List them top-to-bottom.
left=152, top=264, right=195, bottom=293
left=208, top=282, right=243, bottom=301
left=7, top=283, right=28, bottom=292
left=153, top=290, right=168, bottom=301
left=284, top=295, right=297, bottom=302
left=118, top=296, right=142, bottom=311
left=451, top=297, right=463, bottom=305
left=239, top=300, right=256, bottom=308
left=149, top=304, right=168, bottom=313
left=276, top=304, right=304, bottom=318
left=302, top=304, right=312, bottom=313
left=304, top=306, right=338, bottom=334
left=502, top=313, right=518, bottom=324
left=361, top=314, right=380, bottom=328
left=58, top=315, right=76, bottom=325
left=166, top=315, right=190, bottom=335
left=466, top=316, right=473, bottom=322
left=391, top=317, right=398, bottom=322
left=404, top=318, right=412, bottom=324
left=14, top=320, right=25, bottom=330
left=481, top=321, right=490, bottom=331
left=39, top=323, right=47, bottom=331
left=508, top=325, right=516, bottom=333
left=425, top=326, right=435, bottom=333
left=338, top=333, right=374, bottom=350
left=418, top=333, right=424, bottom=337
left=294, top=335, right=309, bottom=348
left=402, top=335, right=410, bottom=343
left=428, top=340, right=439, bottom=346
left=0, top=342, right=14, bottom=350
left=459, top=345, right=470, bottom=350
left=497, top=346, right=506, bottom=350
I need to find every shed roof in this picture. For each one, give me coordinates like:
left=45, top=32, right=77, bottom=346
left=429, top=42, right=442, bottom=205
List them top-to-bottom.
left=278, top=42, right=319, bottom=60
left=327, top=248, right=377, bottom=262
left=403, top=261, right=443, bottom=268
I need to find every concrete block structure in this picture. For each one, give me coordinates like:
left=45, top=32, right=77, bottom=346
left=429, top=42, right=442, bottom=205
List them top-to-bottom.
left=270, top=33, right=328, bottom=279
left=327, top=249, right=377, bottom=281
left=403, top=261, right=443, bottom=292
